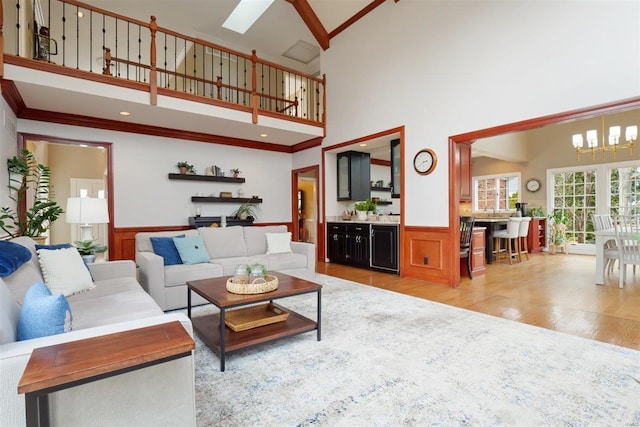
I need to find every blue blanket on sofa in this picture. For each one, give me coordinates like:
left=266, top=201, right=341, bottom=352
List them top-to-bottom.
left=0, top=241, right=32, bottom=277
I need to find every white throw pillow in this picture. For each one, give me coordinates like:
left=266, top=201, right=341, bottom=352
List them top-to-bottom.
left=265, top=232, right=293, bottom=255
left=37, top=248, right=95, bottom=297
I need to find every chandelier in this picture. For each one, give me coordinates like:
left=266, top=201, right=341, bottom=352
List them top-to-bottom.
left=572, top=116, right=636, bottom=160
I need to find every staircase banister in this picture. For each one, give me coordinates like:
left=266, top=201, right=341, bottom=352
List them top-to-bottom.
left=56, top=0, right=151, bottom=29
left=153, top=26, right=253, bottom=62
left=254, top=53, right=324, bottom=84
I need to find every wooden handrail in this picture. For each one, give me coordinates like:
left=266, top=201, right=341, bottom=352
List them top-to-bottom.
left=57, top=0, right=150, bottom=28
left=149, top=16, right=157, bottom=105
left=154, top=26, right=253, bottom=63
left=251, top=50, right=258, bottom=124
left=255, top=54, right=324, bottom=84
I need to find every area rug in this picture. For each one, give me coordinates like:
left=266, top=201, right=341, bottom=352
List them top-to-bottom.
left=183, top=271, right=640, bottom=426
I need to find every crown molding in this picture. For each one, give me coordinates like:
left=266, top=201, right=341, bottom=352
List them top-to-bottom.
left=0, top=79, right=26, bottom=115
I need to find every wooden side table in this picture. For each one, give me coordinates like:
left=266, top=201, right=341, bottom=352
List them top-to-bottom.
left=17, top=321, right=194, bottom=427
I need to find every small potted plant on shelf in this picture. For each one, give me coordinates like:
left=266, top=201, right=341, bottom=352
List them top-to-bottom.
left=176, top=161, right=196, bottom=175
left=230, top=168, right=241, bottom=178
left=354, top=199, right=377, bottom=220
left=232, top=201, right=260, bottom=221
left=73, top=239, right=107, bottom=264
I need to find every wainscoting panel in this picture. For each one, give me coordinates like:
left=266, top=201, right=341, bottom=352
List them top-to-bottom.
left=111, top=222, right=293, bottom=261
left=112, top=226, right=191, bottom=261
left=402, top=226, right=451, bottom=286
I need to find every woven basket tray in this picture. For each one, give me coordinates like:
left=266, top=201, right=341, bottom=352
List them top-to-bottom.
left=226, top=275, right=278, bottom=294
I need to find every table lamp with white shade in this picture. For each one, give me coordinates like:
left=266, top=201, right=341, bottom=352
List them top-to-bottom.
left=65, top=197, right=109, bottom=241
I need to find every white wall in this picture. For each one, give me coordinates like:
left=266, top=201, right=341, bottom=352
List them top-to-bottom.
left=321, top=0, right=640, bottom=226
left=16, top=120, right=293, bottom=226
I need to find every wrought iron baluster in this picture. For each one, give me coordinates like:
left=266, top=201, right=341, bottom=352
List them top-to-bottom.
left=12, top=0, right=22, bottom=56
left=61, top=2, right=66, bottom=65
left=75, top=5, right=79, bottom=69
left=89, top=10, right=92, bottom=72
left=115, top=18, right=118, bottom=77
left=126, top=21, right=129, bottom=80
left=138, top=25, right=143, bottom=82
left=164, top=33, right=168, bottom=88
left=192, top=44, right=196, bottom=95
left=209, top=46, right=214, bottom=97
left=243, top=58, right=247, bottom=105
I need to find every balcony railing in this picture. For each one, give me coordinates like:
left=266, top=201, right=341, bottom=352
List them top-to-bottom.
left=0, top=0, right=325, bottom=127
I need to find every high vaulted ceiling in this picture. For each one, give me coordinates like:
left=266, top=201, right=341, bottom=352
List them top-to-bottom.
left=87, top=0, right=378, bottom=75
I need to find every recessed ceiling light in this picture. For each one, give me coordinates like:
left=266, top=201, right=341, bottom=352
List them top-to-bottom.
left=222, top=0, right=275, bottom=34
left=75, top=11, right=84, bottom=18
left=119, top=111, right=131, bottom=116
left=260, top=133, right=268, bottom=138
left=360, top=143, right=367, bottom=147
left=79, top=144, right=88, bottom=147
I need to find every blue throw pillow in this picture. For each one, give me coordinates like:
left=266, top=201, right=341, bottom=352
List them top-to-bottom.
left=150, top=235, right=185, bottom=266
left=173, top=235, right=210, bottom=265
left=0, top=241, right=32, bottom=277
left=35, top=243, right=73, bottom=251
left=17, top=282, right=73, bottom=341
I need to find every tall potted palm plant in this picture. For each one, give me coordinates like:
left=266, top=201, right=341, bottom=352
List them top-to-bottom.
left=0, top=149, right=64, bottom=240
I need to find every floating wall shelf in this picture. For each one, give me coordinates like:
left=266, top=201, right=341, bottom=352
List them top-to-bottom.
left=168, top=173, right=245, bottom=183
left=191, top=197, right=263, bottom=203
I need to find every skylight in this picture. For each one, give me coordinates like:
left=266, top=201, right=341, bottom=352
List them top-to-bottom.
left=222, top=0, right=275, bottom=34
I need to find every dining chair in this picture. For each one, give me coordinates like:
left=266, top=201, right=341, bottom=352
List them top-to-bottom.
left=592, top=214, right=619, bottom=275
left=613, top=214, right=640, bottom=289
left=460, top=216, right=475, bottom=279
left=493, top=217, right=522, bottom=264
left=517, top=217, right=532, bottom=262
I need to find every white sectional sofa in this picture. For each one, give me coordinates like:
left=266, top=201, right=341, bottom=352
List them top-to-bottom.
left=136, top=225, right=316, bottom=311
left=0, top=237, right=196, bottom=427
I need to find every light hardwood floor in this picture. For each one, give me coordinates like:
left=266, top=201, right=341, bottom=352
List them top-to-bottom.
left=316, top=253, right=640, bottom=351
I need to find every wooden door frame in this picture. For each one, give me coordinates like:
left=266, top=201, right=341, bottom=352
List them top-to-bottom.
left=448, top=96, right=640, bottom=286
left=321, top=126, right=404, bottom=272
left=18, top=133, right=114, bottom=253
left=292, top=164, right=320, bottom=257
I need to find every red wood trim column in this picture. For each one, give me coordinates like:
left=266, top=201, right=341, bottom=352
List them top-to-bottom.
left=0, top=0, right=4, bottom=78
left=149, top=16, right=158, bottom=106
left=251, top=50, right=258, bottom=124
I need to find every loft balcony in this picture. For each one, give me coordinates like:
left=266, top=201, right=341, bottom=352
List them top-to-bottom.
left=0, top=0, right=325, bottom=148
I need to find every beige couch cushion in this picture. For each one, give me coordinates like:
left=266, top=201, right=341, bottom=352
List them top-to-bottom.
left=244, top=225, right=288, bottom=256
left=199, top=226, right=247, bottom=258
left=250, top=253, right=309, bottom=272
left=164, top=263, right=223, bottom=287
left=66, top=277, right=163, bottom=330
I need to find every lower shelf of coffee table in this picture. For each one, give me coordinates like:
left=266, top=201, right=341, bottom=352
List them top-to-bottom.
left=192, top=303, right=317, bottom=354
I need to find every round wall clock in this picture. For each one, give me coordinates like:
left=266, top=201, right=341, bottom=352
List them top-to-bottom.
left=413, top=148, right=437, bottom=175
left=526, top=178, right=541, bottom=192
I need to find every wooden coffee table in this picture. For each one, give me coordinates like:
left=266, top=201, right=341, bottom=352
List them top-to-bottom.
left=187, top=272, right=322, bottom=371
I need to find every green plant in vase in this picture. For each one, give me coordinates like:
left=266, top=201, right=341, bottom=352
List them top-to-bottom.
left=0, top=149, right=64, bottom=239
left=176, top=161, right=196, bottom=175
left=232, top=201, right=260, bottom=220
left=73, top=239, right=108, bottom=264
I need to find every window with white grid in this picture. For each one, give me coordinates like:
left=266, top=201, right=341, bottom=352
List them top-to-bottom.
left=473, top=174, right=520, bottom=212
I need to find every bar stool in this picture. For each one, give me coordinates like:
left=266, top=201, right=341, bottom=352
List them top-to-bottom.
left=493, top=217, right=522, bottom=264
left=517, top=217, right=532, bottom=262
